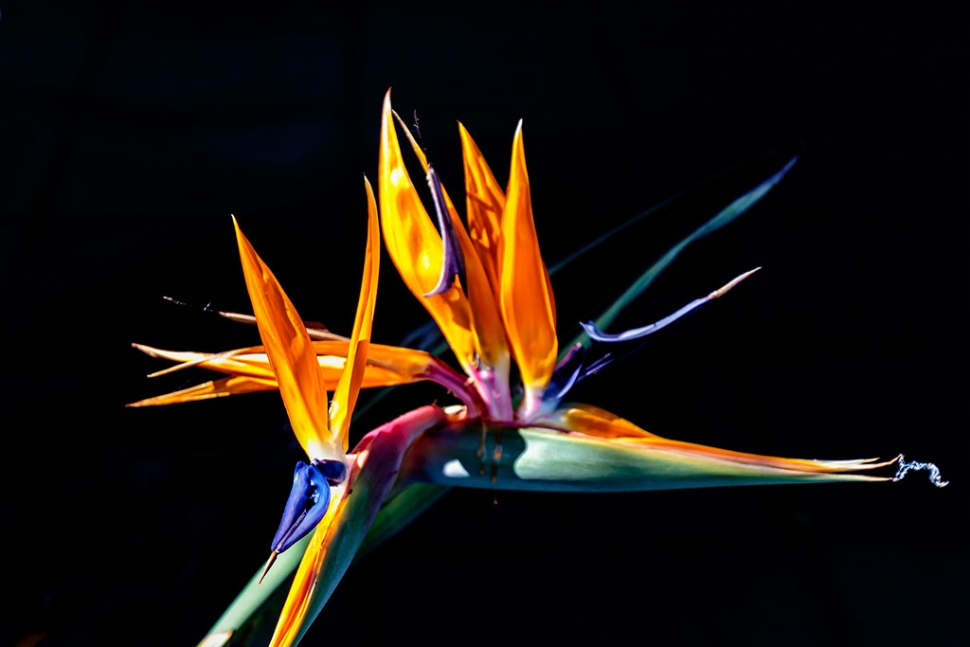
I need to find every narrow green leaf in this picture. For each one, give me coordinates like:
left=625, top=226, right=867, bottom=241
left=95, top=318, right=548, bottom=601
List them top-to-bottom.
left=561, top=157, right=797, bottom=354
left=198, top=534, right=312, bottom=647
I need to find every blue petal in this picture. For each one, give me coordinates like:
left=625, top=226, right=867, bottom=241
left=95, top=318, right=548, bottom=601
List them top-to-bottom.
left=562, top=157, right=796, bottom=353
left=423, top=163, right=467, bottom=297
left=581, top=268, right=760, bottom=343
left=548, top=270, right=760, bottom=404
left=548, top=343, right=585, bottom=400
left=314, top=458, right=348, bottom=485
left=270, top=461, right=332, bottom=555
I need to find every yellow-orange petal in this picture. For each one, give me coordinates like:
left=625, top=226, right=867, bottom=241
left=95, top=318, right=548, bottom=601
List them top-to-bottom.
left=378, top=91, right=477, bottom=372
left=392, top=111, right=509, bottom=372
left=459, top=122, right=506, bottom=298
left=499, top=122, right=558, bottom=396
left=330, top=178, right=380, bottom=451
left=233, top=217, right=336, bottom=459
left=134, top=341, right=444, bottom=388
left=317, top=342, right=445, bottom=386
left=133, top=343, right=270, bottom=379
left=238, top=355, right=418, bottom=389
left=127, top=358, right=425, bottom=409
left=125, top=375, right=278, bottom=407
left=538, top=403, right=661, bottom=439
left=543, top=404, right=897, bottom=474
left=616, top=436, right=900, bottom=474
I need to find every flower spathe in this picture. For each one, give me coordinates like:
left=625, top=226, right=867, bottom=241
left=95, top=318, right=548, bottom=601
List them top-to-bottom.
left=128, top=91, right=943, bottom=647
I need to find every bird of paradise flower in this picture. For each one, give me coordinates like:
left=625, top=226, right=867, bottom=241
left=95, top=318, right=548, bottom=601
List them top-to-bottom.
left=130, top=91, right=944, bottom=647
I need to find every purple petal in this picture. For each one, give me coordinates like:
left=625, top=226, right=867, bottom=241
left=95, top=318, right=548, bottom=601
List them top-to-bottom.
left=423, top=163, right=467, bottom=297
left=581, top=268, right=760, bottom=343
left=547, top=269, right=760, bottom=404
left=549, top=343, right=585, bottom=400
left=314, top=458, right=348, bottom=485
left=270, top=461, right=333, bottom=555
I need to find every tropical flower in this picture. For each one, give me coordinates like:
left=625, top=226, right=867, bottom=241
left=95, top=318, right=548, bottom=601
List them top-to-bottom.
left=372, top=90, right=901, bottom=491
left=131, top=91, right=944, bottom=647
left=215, top=183, right=450, bottom=647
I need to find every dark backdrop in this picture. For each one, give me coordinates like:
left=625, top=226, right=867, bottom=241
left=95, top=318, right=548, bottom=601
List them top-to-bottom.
left=2, top=1, right=966, bottom=646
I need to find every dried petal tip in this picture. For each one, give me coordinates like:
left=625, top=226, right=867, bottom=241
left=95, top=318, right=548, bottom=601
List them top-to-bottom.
left=709, top=267, right=761, bottom=298
left=893, top=455, right=949, bottom=488
left=258, top=551, right=278, bottom=584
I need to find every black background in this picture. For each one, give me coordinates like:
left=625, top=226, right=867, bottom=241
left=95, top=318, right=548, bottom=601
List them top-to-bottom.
left=2, top=1, right=966, bottom=646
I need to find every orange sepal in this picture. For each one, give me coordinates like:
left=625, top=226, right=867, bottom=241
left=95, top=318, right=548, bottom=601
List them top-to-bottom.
left=378, top=91, right=477, bottom=372
left=391, top=111, right=509, bottom=371
left=459, top=122, right=506, bottom=298
left=499, top=122, right=558, bottom=395
left=330, top=178, right=380, bottom=451
left=233, top=217, right=335, bottom=459
left=132, top=341, right=445, bottom=390
left=125, top=375, right=277, bottom=407
left=540, top=403, right=661, bottom=439
left=548, top=405, right=896, bottom=475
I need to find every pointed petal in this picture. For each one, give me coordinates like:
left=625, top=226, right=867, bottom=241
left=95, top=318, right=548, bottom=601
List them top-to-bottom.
left=378, top=92, right=478, bottom=371
left=387, top=104, right=510, bottom=375
left=459, top=122, right=506, bottom=296
left=499, top=122, right=557, bottom=397
left=422, top=163, right=467, bottom=296
left=330, top=178, right=381, bottom=451
left=233, top=217, right=335, bottom=459
left=580, top=268, right=760, bottom=343
left=541, top=269, right=762, bottom=405
left=188, top=303, right=348, bottom=342
left=132, top=341, right=475, bottom=406
left=135, top=341, right=438, bottom=385
left=313, top=341, right=440, bottom=376
left=133, top=343, right=273, bottom=379
left=546, top=343, right=585, bottom=401
left=135, top=344, right=256, bottom=378
left=232, top=352, right=410, bottom=388
left=126, top=375, right=277, bottom=407
left=537, top=403, right=661, bottom=439
left=268, top=406, right=446, bottom=647
left=402, top=417, right=895, bottom=493
left=270, top=462, right=333, bottom=555
left=267, top=487, right=345, bottom=647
